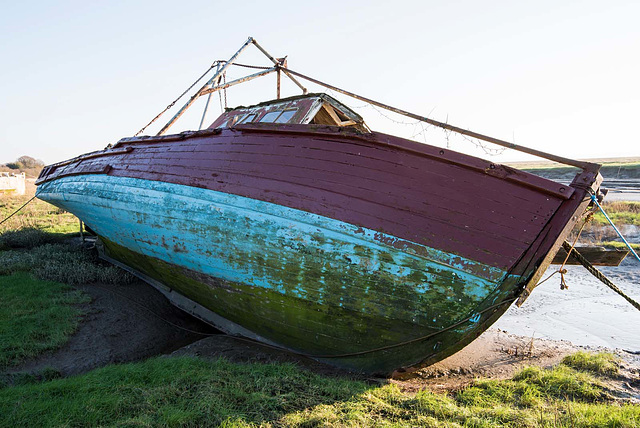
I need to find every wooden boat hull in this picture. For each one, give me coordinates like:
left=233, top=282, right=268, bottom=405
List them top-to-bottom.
left=36, top=124, right=601, bottom=374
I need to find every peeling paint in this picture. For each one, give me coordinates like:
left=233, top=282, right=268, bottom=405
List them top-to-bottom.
left=37, top=174, right=528, bottom=373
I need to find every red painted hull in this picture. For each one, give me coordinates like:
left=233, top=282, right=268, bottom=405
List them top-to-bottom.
left=38, top=123, right=596, bottom=279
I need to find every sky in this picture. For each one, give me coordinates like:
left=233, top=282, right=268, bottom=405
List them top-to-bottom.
left=1, top=0, right=639, bottom=165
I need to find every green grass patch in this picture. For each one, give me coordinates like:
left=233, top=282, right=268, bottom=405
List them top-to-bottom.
left=0, top=196, right=78, bottom=235
left=592, top=201, right=640, bottom=227
left=0, top=227, right=67, bottom=250
left=0, top=227, right=135, bottom=285
left=599, top=240, right=640, bottom=251
left=0, top=272, right=88, bottom=370
left=562, top=351, right=619, bottom=376
left=1, top=353, right=638, bottom=427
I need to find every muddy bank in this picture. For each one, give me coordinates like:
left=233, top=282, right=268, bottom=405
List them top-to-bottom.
left=495, top=257, right=640, bottom=351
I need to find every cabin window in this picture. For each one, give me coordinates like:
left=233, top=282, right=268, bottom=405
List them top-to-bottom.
left=259, top=109, right=297, bottom=124
left=275, top=109, right=296, bottom=123
left=260, top=111, right=282, bottom=123
left=238, top=113, right=257, bottom=124
left=220, top=115, right=239, bottom=128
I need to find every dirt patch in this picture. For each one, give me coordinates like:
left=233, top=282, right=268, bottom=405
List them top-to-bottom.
left=8, top=279, right=217, bottom=379
left=393, top=329, right=598, bottom=391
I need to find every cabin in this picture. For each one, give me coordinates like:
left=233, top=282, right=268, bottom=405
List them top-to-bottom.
left=208, top=93, right=369, bottom=133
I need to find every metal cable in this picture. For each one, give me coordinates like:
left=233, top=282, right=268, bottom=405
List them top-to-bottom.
left=134, top=62, right=220, bottom=137
left=590, top=194, right=640, bottom=263
left=0, top=196, right=36, bottom=227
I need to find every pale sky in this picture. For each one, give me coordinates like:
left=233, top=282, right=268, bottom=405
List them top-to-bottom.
left=1, top=0, right=638, bottom=165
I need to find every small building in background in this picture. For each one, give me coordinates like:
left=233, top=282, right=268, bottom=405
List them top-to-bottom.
left=0, top=172, right=26, bottom=195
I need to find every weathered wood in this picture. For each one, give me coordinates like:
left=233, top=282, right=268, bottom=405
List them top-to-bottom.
left=38, top=124, right=576, bottom=271
left=552, top=246, right=629, bottom=266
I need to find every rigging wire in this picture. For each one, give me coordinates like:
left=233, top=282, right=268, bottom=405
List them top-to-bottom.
left=134, top=61, right=221, bottom=137
left=326, top=88, right=508, bottom=156
left=590, top=194, right=640, bottom=263
left=0, top=196, right=36, bottom=227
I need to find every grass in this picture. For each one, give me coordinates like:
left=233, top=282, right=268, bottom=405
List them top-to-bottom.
left=0, top=194, right=78, bottom=235
left=592, top=201, right=640, bottom=227
left=0, top=226, right=134, bottom=372
left=0, top=240, right=136, bottom=285
left=599, top=240, right=640, bottom=251
left=0, top=272, right=88, bottom=370
left=562, top=351, right=619, bottom=376
left=0, top=353, right=637, bottom=427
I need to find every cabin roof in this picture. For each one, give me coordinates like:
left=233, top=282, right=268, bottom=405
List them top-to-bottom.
left=208, top=93, right=368, bottom=132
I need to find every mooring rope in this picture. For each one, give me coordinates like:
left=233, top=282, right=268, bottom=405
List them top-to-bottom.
left=590, top=194, right=640, bottom=263
left=0, top=195, right=37, bottom=227
left=535, top=212, right=593, bottom=290
left=562, top=241, right=640, bottom=312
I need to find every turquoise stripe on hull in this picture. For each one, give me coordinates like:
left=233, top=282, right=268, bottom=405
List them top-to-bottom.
left=37, top=175, right=516, bottom=370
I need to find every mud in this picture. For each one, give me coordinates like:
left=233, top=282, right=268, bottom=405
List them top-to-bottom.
left=8, top=279, right=217, bottom=378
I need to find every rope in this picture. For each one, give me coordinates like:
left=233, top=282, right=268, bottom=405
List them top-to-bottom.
left=134, top=61, right=220, bottom=137
left=590, top=194, right=640, bottom=263
left=0, top=195, right=37, bottom=227
left=536, top=212, right=593, bottom=290
left=557, top=212, right=593, bottom=289
left=562, top=241, right=640, bottom=312
left=93, top=273, right=515, bottom=359
left=85, top=276, right=516, bottom=360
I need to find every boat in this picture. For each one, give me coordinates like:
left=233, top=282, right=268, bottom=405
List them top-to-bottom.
left=35, top=38, right=603, bottom=375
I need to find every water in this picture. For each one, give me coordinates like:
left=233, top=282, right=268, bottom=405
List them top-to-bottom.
left=496, top=258, right=640, bottom=351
